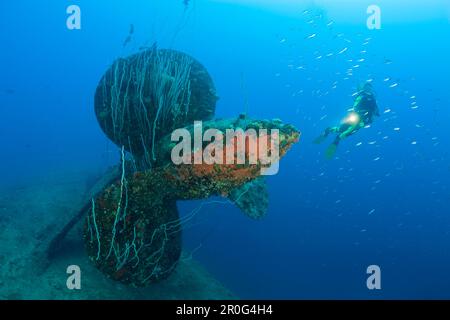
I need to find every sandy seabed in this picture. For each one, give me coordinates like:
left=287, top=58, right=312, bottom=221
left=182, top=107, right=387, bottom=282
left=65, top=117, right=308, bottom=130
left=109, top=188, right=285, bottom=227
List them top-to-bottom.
left=0, top=169, right=236, bottom=300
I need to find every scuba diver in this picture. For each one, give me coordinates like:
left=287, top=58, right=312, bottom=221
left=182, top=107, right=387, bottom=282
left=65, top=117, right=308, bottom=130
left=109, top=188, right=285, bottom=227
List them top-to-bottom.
left=314, top=82, right=380, bottom=159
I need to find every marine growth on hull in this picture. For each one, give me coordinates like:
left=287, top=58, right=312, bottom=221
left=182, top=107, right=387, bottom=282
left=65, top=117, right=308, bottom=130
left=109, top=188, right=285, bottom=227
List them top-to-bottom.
left=85, top=47, right=300, bottom=287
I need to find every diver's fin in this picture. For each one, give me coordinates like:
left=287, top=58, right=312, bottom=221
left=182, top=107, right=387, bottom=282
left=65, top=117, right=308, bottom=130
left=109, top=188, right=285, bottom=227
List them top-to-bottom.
left=313, top=134, right=327, bottom=144
left=325, top=143, right=338, bottom=159
left=228, top=177, right=268, bottom=220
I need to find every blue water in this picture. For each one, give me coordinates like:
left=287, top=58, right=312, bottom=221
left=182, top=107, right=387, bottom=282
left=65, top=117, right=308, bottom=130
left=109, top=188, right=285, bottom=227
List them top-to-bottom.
left=1, top=0, right=450, bottom=299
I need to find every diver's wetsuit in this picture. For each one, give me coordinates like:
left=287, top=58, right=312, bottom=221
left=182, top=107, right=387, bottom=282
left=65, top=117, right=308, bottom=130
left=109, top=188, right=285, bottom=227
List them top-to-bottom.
left=314, top=89, right=380, bottom=158
left=333, top=91, right=379, bottom=144
left=353, top=91, right=380, bottom=126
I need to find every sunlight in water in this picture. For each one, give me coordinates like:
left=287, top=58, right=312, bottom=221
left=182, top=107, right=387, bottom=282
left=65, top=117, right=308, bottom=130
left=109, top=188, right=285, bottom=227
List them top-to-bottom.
left=211, top=0, right=450, bottom=22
